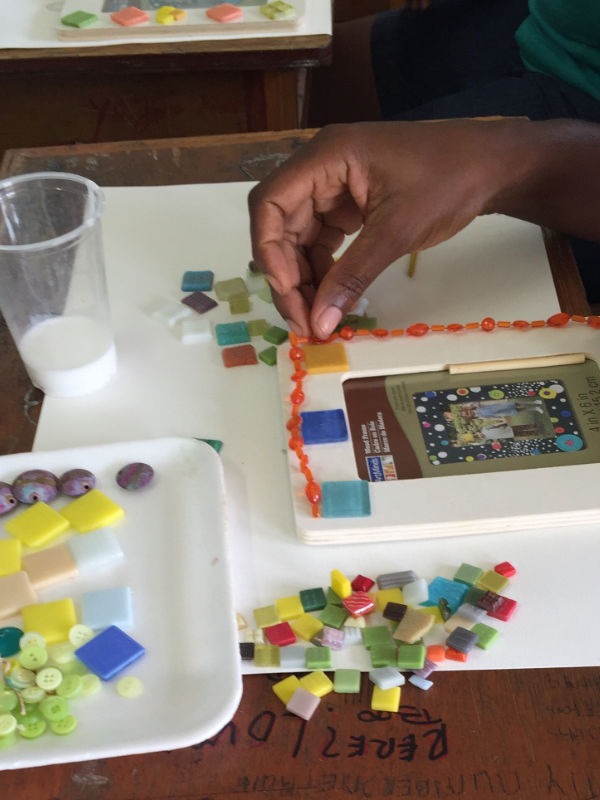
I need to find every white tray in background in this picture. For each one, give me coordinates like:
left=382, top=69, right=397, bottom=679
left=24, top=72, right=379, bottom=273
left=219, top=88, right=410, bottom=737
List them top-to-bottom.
left=0, top=436, right=242, bottom=770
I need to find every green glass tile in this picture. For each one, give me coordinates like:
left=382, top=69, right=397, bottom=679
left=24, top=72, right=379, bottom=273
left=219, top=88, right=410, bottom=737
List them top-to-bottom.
left=61, top=10, right=98, bottom=27
left=245, top=269, right=267, bottom=294
left=214, top=277, right=247, bottom=301
left=257, top=285, right=273, bottom=303
left=229, top=292, right=251, bottom=315
left=337, top=314, right=378, bottom=331
left=247, top=319, right=269, bottom=337
left=263, top=325, right=288, bottom=345
left=258, top=346, right=277, bottom=366
left=195, top=438, right=223, bottom=453
left=453, top=563, right=484, bottom=586
left=464, top=586, right=486, bottom=606
left=300, top=587, right=327, bottom=612
left=326, top=587, right=343, bottom=606
left=319, top=604, right=348, bottom=630
left=254, top=605, right=280, bottom=628
left=471, top=622, right=499, bottom=650
left=362, top=625, right=392, bottom=650
left=254, top=644, right=280, bottom=668
left=370, top=644, right=397, bottom=668
left=396, top=644, right=426, bottom=670
left=305, top=646, right=332, bottom=670
left=334, top=669, right=361, bottom=694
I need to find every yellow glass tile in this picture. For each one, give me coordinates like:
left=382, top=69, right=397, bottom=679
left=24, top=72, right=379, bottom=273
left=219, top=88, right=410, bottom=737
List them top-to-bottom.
left=303, top=342, right=349, bottom=375
left=60, top=490, right=124, bottom=533
left=4, top=502, right=70, bottom=549
left=0, top=539, right=22, bottom=577
left=22, top=543, right=78, bottom=590
left=330, top=569, right=351, bottom=599
left=476, top=570, right=509, bottom=594
left=0, top=571, right=37, bottom=619
left=375, top=588, right=404, bottom=613
left=275, top=595, right=304, bottom=621
left=22, top=598, right=77, bottom=645
left=420, top=605, right=443, bottom=624
left=392, top=607, right=434, bottom=644
left=290, top=612, right=323, bottom=642
left=299, top=670, right=334, bottom=697
left=272, top=675, right=300, bottom=705
left=371, top=685, right=401, bottom=713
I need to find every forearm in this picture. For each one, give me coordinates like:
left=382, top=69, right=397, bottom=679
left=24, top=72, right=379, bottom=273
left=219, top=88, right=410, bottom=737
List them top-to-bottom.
left=485, top=118, right=600, bottom=242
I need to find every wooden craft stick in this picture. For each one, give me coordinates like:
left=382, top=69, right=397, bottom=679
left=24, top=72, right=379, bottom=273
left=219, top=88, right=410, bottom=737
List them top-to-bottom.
left=407, top=252, right=419, bottom=278
left=449, top=352, right=586, bottom=375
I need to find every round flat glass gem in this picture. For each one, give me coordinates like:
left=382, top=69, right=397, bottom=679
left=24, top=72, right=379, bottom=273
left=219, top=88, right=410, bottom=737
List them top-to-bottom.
left=116, top=462, right=154, bottom=490
left=58, top=468, right=96, bottom=497
left=12, top=469, right=59, bottom=504
left=0, top=482, right=18, bottom=515
left=0, top=627, right=23, bottom=657
left=47, top=642, right=75, bottom=665
left=19, top=644, right=48, bottom=671
left=35, top=667, right=63, bottom=692
left=80, top=673, right=101, bottom=697
left=56, top=674, right=83, bottom=700
left=116, top=676, right=144, bottom=698
left=40, top=695, right=69, bottom=722
left=0, top=714, right=17, bottom=737
left=18, top=714, right=47, bottom=739
left=50, top=714, right=77, bottom=735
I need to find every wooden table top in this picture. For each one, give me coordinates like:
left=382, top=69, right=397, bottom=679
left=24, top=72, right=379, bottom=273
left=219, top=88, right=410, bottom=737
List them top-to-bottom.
left=0, top=131, right=598, bottom=799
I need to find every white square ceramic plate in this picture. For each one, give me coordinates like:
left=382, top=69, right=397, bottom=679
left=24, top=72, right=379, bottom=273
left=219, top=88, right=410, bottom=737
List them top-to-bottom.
left=0, top=436, right=241, bottom=770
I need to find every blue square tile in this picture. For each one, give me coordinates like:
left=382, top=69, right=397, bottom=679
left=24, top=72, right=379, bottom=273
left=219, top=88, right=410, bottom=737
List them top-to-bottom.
left=181, top=270, right=214, bottom=292
left=215, top=321, right=250, bottom=346
left=301, top=409, right=348, bottom=444
left=322, top=481, right=371, bottom=518
left=422, top=577, right=468, bottom=614
left=81, top=585, right=133, bottom=631
left=75, top=625, right=145, bottom=680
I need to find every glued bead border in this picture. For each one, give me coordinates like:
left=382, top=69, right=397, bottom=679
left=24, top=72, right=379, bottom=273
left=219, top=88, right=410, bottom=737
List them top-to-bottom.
left=286, top=313, right=600, bottom=516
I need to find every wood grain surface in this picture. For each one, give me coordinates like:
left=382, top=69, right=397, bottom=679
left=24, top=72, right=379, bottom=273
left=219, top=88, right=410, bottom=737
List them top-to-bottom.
left=0, top=132, right=597, bottom=799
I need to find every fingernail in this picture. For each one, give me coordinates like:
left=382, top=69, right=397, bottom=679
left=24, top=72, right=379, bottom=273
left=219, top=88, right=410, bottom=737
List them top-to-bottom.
left=266, top=275, right=284, bottom=296
left=315, top=306, right=342, bottom=339
left=286, top=319, right=303, bottom=336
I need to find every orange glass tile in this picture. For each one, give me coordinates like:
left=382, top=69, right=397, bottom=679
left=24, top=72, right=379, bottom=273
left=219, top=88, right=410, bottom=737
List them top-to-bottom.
left=222, top=344, right=258, bottom=368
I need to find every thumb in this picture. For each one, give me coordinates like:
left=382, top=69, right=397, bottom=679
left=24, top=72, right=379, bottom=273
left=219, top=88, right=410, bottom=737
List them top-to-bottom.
left=310, top=219, right=408, bottom=339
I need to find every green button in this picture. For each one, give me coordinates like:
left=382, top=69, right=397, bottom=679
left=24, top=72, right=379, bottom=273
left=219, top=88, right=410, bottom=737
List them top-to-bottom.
left=19, top=632, right=46, bottom=650
left=19, top=644, right=48, bottom=671
left=6, top=667, right=36, bottom=689
left=36, top=667, right=63, bottom=692
left=57, top=674, right=83, bottom=700
left=116, top=676, right=144, bottom=698
left=20, top=685, right=46, bottom=704
left=0, top=690, right=18, bottom=713
left=40, top=696, right=69, bottom=722
left=0, top=714, right=17, bottom=737
left=17, top=714, right=47, bottom=739
left=50, top=714, right=77, bottom=736
left=0, top=731, right=17, bottom=749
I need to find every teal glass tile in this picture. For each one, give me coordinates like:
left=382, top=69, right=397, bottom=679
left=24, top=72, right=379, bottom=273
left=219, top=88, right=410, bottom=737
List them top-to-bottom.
left=181, top=270, right=214, bottom=292
left=215, top=321, right=250, bottom=346
left=322, top=481, right=371, bottom=518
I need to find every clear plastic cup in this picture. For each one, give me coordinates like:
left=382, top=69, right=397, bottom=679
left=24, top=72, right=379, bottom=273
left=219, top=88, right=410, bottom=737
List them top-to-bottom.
left=0, top=172, right=117, bottom=398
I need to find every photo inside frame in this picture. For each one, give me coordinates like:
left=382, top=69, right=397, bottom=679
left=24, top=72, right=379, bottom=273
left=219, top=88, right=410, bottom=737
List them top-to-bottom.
left=342, top=359, right=600, bottom=481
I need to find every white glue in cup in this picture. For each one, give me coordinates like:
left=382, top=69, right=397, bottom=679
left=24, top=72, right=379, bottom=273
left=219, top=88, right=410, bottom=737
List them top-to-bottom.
left=0, top=172, right=117, bottom=398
